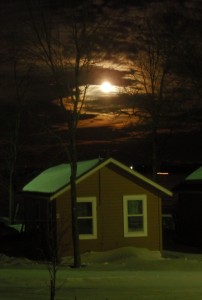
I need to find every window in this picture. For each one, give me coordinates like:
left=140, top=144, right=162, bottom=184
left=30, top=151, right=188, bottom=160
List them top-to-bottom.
left=123, top=195, right=147, bottom=237
left=77, top=197, right=97, bottom=239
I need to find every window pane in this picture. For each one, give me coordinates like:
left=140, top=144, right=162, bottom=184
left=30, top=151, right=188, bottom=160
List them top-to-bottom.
left=128, top=200, right=142, bottom=214
left=77, top=202, right=92, bottom=217
left=128, top=216, right=143, bottom=232
left=78, top=219, right=93, bottom=234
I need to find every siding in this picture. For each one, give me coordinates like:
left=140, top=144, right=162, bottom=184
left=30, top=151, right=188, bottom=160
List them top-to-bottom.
left=56, top=164, right=162, bottom=257
left=55, top=189, right=73, bottom=257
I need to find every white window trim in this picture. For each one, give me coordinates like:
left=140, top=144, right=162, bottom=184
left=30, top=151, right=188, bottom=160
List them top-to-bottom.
left=123, top=195, right=148, bottom=237
left=77, top=197, right=97, bottom=240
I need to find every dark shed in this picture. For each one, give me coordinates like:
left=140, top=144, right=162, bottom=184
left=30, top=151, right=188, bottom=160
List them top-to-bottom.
left=173, top=167, right=202, bottom=246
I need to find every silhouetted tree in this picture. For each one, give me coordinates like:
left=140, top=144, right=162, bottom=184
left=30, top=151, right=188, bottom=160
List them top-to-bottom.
left=27, top=0, right=106, bottom=268
left=118, top=2, right=192, bottom=179
left=0, top=16, right=33, bottom=223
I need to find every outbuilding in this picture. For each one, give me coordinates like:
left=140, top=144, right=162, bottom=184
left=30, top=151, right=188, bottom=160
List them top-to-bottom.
left=21, top=157, right=172, bottom=258
left=173, top=166, right=202, bottom=246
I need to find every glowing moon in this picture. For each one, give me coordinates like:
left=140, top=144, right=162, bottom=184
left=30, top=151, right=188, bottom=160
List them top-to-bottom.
left=100, top=81, right=113, bottom=93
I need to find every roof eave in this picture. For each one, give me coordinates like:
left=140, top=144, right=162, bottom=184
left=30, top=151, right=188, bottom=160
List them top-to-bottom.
left=50, top=157, right=173, bottom=200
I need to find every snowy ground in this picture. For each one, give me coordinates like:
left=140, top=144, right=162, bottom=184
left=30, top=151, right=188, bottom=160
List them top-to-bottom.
left=1, top=247, right=202, bottom=300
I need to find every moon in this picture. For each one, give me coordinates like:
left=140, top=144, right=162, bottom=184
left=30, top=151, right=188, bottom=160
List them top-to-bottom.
left=100, top=81, right=113, bottom=93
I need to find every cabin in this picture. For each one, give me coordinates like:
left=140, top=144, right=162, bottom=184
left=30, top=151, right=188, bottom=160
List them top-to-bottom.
left=21, top=157, right=172, bottom=258
left=173, top=166, right=202, bottom=246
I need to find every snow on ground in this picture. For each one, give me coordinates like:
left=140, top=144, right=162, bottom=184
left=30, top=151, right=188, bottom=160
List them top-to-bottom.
left=1, top=247, right=202, bottom=299
left=60, top=247, right=162, bottom=267
left=0, top=253, right=37, bottom=266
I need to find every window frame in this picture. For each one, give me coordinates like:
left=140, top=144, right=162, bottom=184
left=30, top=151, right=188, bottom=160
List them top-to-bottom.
left=123, top=194, right=148, bottom=237
left=77, top=197, right=97, bottom=240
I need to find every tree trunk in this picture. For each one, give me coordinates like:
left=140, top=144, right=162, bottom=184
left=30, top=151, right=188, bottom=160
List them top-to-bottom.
left=69, top=126, right=81, bottom=268
left=152, top=126, right=158, bottom=181
left=9, top=171, right=14, bottom=224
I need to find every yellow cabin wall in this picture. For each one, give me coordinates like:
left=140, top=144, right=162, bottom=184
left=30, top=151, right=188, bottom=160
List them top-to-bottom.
left=55, top=164, right=163, bottom=257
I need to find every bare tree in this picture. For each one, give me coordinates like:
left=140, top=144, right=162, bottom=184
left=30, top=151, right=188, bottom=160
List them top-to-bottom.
left=26, top=0, right=104, bottom=267
left=179, top=1, right=202, bottom=100
left=118, top=3, right=189, bottom=179
left=1, top=25, right=33, bottom=223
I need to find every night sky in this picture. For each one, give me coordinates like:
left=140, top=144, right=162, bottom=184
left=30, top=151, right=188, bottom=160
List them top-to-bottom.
left=0, top=0, right=202, bottom=202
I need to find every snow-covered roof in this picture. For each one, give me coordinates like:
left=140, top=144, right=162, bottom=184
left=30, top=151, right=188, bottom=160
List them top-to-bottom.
left=23, top=158, right=173, bottom=199
left=23, top=158, right=101, bottom=194
left=186, top=166, right=202, bottom=180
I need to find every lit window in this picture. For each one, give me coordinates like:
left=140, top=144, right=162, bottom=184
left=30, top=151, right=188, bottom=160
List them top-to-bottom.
left=123, top=195, right=147, bottom=237
left=77, top=197, right=97, bottom=239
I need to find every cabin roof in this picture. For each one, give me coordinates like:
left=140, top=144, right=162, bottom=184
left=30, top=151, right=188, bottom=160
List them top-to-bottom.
left=22, top=157, right=173, bottom=199
left=23, top=158, right=101, bottom=194
left=172, top=166, right=202, bottom=192
left=186, top=166, right=202, bottom=180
